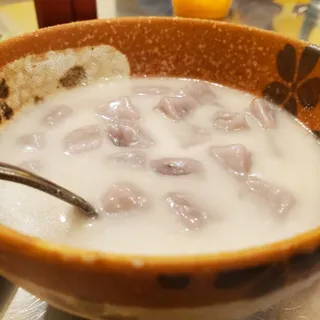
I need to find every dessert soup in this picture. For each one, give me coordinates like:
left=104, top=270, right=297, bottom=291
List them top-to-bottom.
left=0, top=77, right=319, bottom=255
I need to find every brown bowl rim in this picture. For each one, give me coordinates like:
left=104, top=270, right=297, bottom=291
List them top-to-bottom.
left=0, top=17, right=318, bottom=272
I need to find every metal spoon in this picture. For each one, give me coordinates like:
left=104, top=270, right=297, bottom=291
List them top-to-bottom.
left=0, top=161, right=98, bottom=218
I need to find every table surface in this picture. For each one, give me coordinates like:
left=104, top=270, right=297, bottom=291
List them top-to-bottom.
left=1, top=0, right=320, bottom=319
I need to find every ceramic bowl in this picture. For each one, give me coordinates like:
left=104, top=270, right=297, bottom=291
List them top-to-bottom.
left=0, top=17, right=320, bottom=320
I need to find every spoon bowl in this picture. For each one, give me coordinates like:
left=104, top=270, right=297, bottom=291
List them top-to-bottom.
left=0, top=162, right=98, bottom=218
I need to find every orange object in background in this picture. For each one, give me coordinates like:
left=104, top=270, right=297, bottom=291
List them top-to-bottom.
left=172, top=0, right=232, bottom=19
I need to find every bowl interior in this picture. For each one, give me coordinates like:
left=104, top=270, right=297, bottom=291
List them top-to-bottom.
left=0, top=17, right=319, bottom=258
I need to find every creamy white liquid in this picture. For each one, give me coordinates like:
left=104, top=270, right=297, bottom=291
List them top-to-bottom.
left=0, top=77, right=319, bottom=255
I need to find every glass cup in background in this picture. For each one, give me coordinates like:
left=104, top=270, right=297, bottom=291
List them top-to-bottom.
left=136, top=0, right=173, bottom=15
left=301, top=0, right=320, bottom=42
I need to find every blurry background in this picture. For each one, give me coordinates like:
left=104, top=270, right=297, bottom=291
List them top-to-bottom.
left=0, top=0, right=320, bottom=44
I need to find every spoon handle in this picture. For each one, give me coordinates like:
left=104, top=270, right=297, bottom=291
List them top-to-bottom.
left=0, top=162, right=97, bottom=218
